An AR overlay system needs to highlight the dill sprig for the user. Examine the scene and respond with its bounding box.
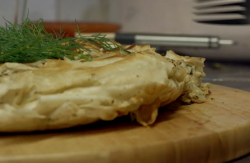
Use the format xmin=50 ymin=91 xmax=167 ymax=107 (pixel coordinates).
xmin=0 ymin=17 xmax=129 ymax=63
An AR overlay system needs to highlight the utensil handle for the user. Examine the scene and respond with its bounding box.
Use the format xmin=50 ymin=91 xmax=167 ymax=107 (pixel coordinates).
xmin=115 ymin=33 xmax=235 ymax=48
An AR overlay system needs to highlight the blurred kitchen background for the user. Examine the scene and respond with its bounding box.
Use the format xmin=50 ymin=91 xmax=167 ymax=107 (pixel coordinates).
xmin=1 ymin=0 xmax=250 ymax=60
xmin=1 ymin=0 xmax=250 ymax=92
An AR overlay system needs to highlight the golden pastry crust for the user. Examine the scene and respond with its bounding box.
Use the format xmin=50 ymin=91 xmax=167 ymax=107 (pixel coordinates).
xmin=0 ymin=44 xmax=209 ymax=132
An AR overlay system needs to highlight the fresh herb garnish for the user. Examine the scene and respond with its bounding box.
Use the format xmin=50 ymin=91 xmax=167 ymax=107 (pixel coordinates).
xmin=0 ymin=17 xmax=129 ymax=63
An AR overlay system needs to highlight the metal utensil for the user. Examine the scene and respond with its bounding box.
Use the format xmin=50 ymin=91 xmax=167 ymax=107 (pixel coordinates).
xmin=78 ymin=33 xmax=235 ymax=48
xmin=193 ymin=0 xmax=250 ymax=25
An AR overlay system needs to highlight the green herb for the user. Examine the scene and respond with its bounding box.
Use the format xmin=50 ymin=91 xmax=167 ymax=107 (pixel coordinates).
xmin=0 ymin=17 xmax=129 ymax=63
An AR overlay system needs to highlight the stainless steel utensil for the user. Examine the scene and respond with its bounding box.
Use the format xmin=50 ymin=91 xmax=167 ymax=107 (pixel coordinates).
xmin=78 ymin=33 xmax=235 ymax=49
xmin=194 ymin=0 xmax=250 ymax=25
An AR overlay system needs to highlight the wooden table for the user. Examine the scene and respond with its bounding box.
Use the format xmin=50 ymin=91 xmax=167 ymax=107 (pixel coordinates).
xmin=1 ymin=85 xmax=250 ymax=163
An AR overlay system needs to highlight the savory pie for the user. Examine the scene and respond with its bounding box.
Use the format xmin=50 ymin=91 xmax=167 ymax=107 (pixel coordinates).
xmin=0 ymin=44 xmax=209 ymax=132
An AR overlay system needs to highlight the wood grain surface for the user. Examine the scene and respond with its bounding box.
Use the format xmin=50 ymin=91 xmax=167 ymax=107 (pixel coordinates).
xmin=1 ymin=85 xmax=250 ymax=163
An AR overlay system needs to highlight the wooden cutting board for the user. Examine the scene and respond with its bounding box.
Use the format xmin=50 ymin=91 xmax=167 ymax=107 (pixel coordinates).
xmin=1 ymin=85 xmax=250 ymax=163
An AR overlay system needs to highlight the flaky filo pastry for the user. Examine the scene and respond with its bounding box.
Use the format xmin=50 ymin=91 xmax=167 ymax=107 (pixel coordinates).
xmin=0 ymin=44 xmax=209 ymax=132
